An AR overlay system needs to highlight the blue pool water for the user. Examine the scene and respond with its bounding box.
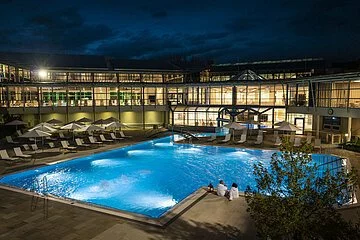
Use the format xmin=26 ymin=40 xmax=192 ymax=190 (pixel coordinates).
xmin=0 ymin=136 xmax=342 ymax=218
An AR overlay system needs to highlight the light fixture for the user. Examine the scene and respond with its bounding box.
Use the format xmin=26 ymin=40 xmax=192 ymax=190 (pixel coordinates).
xmin=38 ymin=70 xmax=47 ymax=79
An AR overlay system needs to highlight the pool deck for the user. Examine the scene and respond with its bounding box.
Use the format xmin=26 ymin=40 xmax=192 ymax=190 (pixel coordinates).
xmin=0 ymin=130 xmax=360 ymax=239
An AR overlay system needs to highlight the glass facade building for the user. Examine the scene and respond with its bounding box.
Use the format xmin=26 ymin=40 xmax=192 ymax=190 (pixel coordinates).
xmin=0 ymin=53 xmax=359 ymax=142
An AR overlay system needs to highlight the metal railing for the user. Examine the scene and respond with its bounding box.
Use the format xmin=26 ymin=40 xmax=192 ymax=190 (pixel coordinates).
xmin=30 ymin=176 xmax=49 ymax=219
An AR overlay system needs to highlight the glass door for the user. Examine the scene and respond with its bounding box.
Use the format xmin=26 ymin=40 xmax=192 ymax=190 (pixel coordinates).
xmin=294 ymin=118 xmax=305 ymax=135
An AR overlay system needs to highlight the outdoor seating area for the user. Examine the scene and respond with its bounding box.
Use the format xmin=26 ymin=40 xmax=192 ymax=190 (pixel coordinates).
xmin=0 ymin=117 xmax=134 ymax=165
xmin=173 ymin=121 xmax=328 ymax=153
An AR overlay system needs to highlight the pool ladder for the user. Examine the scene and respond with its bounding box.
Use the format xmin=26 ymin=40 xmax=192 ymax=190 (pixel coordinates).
xmin=30 ymin=176 xmax=49 ymax=219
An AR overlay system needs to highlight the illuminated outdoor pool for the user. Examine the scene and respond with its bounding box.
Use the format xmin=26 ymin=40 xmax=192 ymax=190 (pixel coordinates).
xmin=0 ymin=136 xmax=342 ymax=218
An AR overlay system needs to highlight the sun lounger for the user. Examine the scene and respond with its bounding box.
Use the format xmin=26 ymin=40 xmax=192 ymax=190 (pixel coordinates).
xmin=59 ymin=132 xmax=70 ymax=139
xmin=254 ymin=135 xmax=263 ymax=145
xmin=13 ymin=147 xmax=32 ymax=158
xmin=0 ymin=150 xmax=20 ymax=161
xmin=48 ymin=142 xmax=57 ymax=149
xmin=100 ymin=134 xmax=114 ymax=143
xmin=207 ymin=134 xmax=217 ymax=142
xmin=220 ymin=134 xmax=231 ymax=143
xmin=88 ymin=136 xmax=102 ymax=145
xmin=294 ymin=138 xmax=301 ymax=147
xmin=45 ymin=142 xmax=60 ymax=152
xmin=236 ymin=134 xmax=247 ymax=144
xmin=60 ymin=141 xmax=77 ymax=151
xmin=119 ymin=131 xmax=132 ymax=138
xmin=30 ymin=144 xmax=42 ymax=153
xmin=6 ymin=136 xmax=19 ymax=144
xmin=75 ymin=138 xmax=91 ymax=147
xmin=22 ymin=144 xmax=31 ymax=151
xmin=17 ymin=130 xmax=23 ymax=136
xmin=110 ymin=133 xmax=123 ymax=141
xmin=274 ymin=136 xmax=282 ymax=146
xmin=22 ymin=144 xmax=37 ymax=154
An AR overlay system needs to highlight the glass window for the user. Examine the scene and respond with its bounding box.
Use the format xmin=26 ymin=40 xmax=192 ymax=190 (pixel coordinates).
xmin=349 ymin=80 xmax=360 ymax=108
xmin=9 ymin=86 xmax=23 ymax=107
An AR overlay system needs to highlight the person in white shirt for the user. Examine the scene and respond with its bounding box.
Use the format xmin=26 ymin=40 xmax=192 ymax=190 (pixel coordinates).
xmin=217 ymin=180 xmax=227 ymax=197
xmin=228 ymin=183 xmax=239 ymax=201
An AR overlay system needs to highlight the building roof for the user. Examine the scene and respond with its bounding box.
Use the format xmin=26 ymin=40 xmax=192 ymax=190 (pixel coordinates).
xmin=0 ymin=52 xmax=109 ymax=70
xmin=112 ymin=59 xmax=182 ymax=71
xmin=228 ymin=70 xmax=266 ymax=81
xmin=0 ymin=52 xmax=183 ymax=72
xmin=210 ymin=58 xmax=327 ymax=73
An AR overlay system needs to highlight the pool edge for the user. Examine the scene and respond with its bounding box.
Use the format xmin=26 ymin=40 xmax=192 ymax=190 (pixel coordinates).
xmin=0 ymin=185 xmax=208 ymax=228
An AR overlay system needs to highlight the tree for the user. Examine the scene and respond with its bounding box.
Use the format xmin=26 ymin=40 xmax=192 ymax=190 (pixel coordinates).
xmin=245 ymin=138 xmax=360 ymax=239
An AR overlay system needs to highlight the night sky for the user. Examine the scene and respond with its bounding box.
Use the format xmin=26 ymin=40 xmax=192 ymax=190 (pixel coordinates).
xmin=0 ymin=0 xmax=359 ymax=63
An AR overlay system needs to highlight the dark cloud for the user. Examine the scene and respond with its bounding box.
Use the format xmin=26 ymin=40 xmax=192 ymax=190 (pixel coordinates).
xmin=151 ymin=11 xmax=168 ymax=19
xmin=0 ymin=7 xmax=115 ymax=54
xmin=224 ymin=17 xmax=260 ymax=32
xmin=0 ymin=0 xmax=359 ymax=62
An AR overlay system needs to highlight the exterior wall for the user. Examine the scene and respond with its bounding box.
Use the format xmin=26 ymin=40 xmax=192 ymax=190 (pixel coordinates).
xmin=352 ymin=119 xmax=360 ymax=137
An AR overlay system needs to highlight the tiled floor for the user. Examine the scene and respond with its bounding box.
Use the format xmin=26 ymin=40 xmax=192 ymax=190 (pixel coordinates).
xmin=0 ymin=131 xmax=359 ymax=239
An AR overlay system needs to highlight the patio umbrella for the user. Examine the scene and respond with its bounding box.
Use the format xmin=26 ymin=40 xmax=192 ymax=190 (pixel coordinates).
xmin=223 ymin=122 xmax=246 ymax=140
xmin=103 ymin=117 xmax=119 ymax=124
xmin=61 ymin=123 xmax=83 ymax=140
xmin=105 ymin=121 xmax=127 ymax=130
xmin=20 ymin=129 xmax=52 ymax=145
xmin=75 ymin=117 xmax=93 ymax=124
xmin=47 ymin=118 xmax=63 ymax=125
xmin=276 ymin=122 xmax=300 ymax=132
xmin=92 ymin=119 xmax=106 ymax=125
xmin=61 ymin=123 xmax=83 ymax=130
xmin=29 ymin=123 xmax=57 ymax=133
xmin=77 ymin=124 xmax=104 ymax=135
xmin=5 ymin=120 xmax=27 ymax=130
xmin=274 ymin=121 xmax=288 ymax=127
xmin=5 ymin=120 xmax=27 ymax=126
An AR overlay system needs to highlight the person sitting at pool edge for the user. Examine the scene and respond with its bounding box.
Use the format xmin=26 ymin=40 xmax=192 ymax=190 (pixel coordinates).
xmin=217 ymin=180 xmax=227 ymax=197
xmin=228 ymin=183 xmax=239 ymax=201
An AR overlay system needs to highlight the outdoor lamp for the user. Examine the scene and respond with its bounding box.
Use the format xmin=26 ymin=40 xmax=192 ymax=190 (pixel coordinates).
xmin=38 ymin=70 xmax=47 ymax=79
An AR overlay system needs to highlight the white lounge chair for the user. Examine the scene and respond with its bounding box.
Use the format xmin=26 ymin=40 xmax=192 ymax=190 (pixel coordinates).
xmin=274 ymin=136 xmax=282 ymax=146
xmin=48 ymin=142 xmax=54 ymax=148
xmin=119 ymin=131 xmax=132 ymax=138
xmin=22 ymin=144 xmax=31 ymax=151
xmin=88 ymin=136 xmax=102 ymax=145
xmin=294 ymin=137 xmax=301 ymax=147
xmin=236 ymin=134 xmax=247 ymax=144
xmin=207 ymin=133 xmax=217 ymax=142
xmin=110 ymin=133 xmax=123 ymax=141
xmin=6 ymin=136 xmax=19 ymax=144
xmin=60 ymin=141 xmax=77 ymax=151
xmin=31 ymin=144 xmax=42 ymax=153
xmin=75 ymin=138 xmax=91 ymax=147
xmin=220 ymin=134 xmax=231 ymax=143
xmin=13 ymin=147 xmax=32 ymax=158
xmin=45 ymin=142 xmax=60 ymax=152
xmin=254 ymin=135 xmax=263 ymax=145
xmin=0 ymin=150 xmax=20 ymax=161
xmin=100 ymin=134 xmax=113 ymax=143
xmin=22 ymin=144 xmax=37 ymax=154
xmin=59 ymin=132 xmax=69 ymax=139
xmin=16 ymin=130 xmax=23 ymax=136
xmin=314 ymin=139 xmax=322 ymax=152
